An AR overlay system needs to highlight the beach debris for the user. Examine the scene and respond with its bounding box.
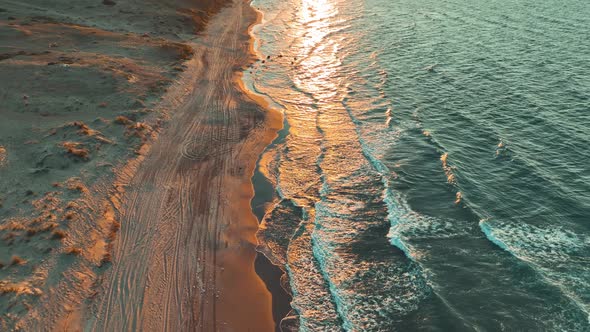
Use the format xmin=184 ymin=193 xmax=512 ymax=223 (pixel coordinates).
xmin=70 ymin=121 xmax=93 ymax=135
xmin=63 ymin=121 xmax=114 ymax=144
xmin=49 ymin=42 xmax=58 ymax=48
xmin=62 ymin=142 xmax=90 ymax=160
xmin=102 ymin=0 xmax=116 ymax=6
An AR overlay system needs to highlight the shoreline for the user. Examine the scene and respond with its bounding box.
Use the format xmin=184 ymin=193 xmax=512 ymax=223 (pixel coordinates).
xmin=239 ymin=4 xmax=300 ymax=331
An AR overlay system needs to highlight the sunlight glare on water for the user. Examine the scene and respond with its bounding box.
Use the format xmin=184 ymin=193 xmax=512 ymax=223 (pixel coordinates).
xmin=248 ymin=0 xmax=590 ymax=330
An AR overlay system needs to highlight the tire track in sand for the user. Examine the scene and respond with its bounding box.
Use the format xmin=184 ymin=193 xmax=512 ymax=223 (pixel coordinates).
xmin=87 ymin=1 xmax=276 ymax=331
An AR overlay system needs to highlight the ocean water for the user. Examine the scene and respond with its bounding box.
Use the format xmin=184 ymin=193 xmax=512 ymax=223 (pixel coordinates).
xmin=245 ymin=0 xmax=590 ymax=330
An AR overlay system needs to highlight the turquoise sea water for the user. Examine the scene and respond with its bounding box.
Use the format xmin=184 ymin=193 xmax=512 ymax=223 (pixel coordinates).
xmin=246 ymin=0 xmax=590 ymax=330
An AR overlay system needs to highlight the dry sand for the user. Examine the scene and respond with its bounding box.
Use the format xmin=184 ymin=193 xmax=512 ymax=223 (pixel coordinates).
xmin=0 ymin=0 xmax=281 ymax=330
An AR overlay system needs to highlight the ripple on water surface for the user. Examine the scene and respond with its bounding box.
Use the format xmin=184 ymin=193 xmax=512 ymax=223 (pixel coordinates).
xmin=249 ymin=0 xmax=590 ymax=329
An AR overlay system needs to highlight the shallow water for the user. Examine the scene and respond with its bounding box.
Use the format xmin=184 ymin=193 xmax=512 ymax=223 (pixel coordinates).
xmin=246 ymin=0 xmax=590 ymax=330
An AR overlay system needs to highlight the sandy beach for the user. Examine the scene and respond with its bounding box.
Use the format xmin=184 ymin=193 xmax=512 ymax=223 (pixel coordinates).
xmin=0 ymin=0 xmax=283 ymax=330
xmin=6 ymin=0 xmax=588 ymax=330
xmin=88 ymin=1 xmax=283 ymax=330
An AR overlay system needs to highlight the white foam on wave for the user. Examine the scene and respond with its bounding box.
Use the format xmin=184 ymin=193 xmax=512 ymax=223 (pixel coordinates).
xmin=311 ymin=199 xmax=431 ymax=331
xmin=480 ymin=218 xmax=590 ymax=322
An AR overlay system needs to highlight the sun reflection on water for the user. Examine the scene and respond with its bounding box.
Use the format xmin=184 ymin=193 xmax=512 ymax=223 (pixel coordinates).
xmin=299 ymin=0 xmax=338 ymax=48
xmin=294 ymin=0 xmax=344 ymax=103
